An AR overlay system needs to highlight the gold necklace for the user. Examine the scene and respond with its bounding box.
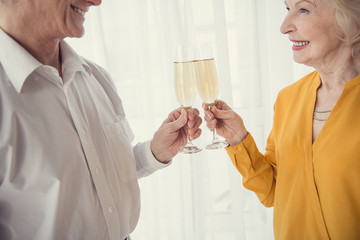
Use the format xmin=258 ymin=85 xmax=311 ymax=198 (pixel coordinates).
xmin=313 ymin=109 xmax=332 ymax=121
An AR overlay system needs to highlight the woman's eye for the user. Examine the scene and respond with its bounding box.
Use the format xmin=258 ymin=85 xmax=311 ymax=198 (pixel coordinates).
xmin=299 ymin=8 xmax=309 ymax=14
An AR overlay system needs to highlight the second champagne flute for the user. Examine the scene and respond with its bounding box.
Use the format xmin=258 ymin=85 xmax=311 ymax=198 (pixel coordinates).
xmin=195 ymin=45 xmax=228 ymax=149
xmin=174 ymin=45 xmax=202 ymax=154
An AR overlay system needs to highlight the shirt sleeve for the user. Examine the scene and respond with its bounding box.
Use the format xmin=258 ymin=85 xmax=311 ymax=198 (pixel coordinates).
xmin=87 ymin=60 xmax=172 ymax=179
xmin=133 ymin=140 xmax=171 ymax=178
xmin=226 ymin=132 xmax=276 ymax=207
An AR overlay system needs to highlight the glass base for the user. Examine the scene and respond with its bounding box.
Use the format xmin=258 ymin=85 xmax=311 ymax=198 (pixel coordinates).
xmin=205 ymin=140 xmax=228 ymax=150
xmin=179 ymin=145 xmax=202 ymax=154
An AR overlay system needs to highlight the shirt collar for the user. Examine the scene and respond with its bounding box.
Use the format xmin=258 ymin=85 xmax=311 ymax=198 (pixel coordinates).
xmin=0 ymin=28 xmax=92 ymax=93
xmin=0 ymin=28 xmax=42 ymax=93
xmin=60 ymin=40 xmax=92 ymax=78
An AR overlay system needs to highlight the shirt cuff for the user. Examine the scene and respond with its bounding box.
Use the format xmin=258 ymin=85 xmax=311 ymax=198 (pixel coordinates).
xmin=226 ymin=132 xmax=253 ymax=153
xmin=134 ymin=140 xmax=172 ymax=178
xmin=225 ymin=133 xmax=255 ymax=174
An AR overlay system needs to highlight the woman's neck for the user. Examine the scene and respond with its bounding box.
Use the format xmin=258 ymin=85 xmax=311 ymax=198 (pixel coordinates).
xmin=317 ymin=54 xmax=360 ymax=91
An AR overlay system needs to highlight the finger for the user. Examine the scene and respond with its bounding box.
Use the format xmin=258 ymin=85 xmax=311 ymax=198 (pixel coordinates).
xmin=188 ymin=108 xmax=200 ymax=121
xmin=188 ymin=117 xmax=202 ymax=135
xmin=214 ymin=100 xmax=231 ymax=111
xmin=171 ymin=107 xmax=182 ymax=120
xmin=187 ymin=112 xmax=201 ymax=128
xmin=202 ymin=102 xmax=212 ymax=111
xmin=206 ymin=118 xmax=217 ymax=130
xmin=166 ymin=108 xmax=188 ymax=132
xmin=193 ymin=108 xmax=200 ymax=116
xmin=211 ymin=105 xmax=234 ymax=120
xmin=202 ymin=102 xmax=206 ymax=110
xmin=187 ymin=118 xmax=195 ymax=128
xmin=189 ymin=128 xmax=202 ymax=141
xmin=204 ymin=110 xmax=214 ymax=122
xmin=163 ymin=107 xmax=183 ymax=125
xmin=186 ymin=108 xmax=195 ymax=121
xmin=163 ymin=112 xmax=176 ymax=124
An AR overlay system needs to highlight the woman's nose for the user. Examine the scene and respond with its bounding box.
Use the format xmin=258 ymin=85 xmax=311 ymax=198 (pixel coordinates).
xmin=280 ymin=14 xmax=295 ymax=35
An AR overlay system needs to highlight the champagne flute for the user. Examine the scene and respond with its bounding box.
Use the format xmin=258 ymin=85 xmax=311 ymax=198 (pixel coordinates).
xmin=174 ymin=45 xmax=202 ymax=154
xmin=195 ymin=45 xmax=228 ymax=149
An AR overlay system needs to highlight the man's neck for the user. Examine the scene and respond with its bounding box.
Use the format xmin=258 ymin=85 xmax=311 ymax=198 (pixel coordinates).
xmin=0 ymin=7 xmax=63 ymax=76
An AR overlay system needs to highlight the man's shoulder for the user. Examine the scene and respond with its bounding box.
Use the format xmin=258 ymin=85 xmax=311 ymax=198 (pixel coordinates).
xmin=82 ymin=58 xmax=108 ymax=77
xmin=81 ymin=57 xmax=116 ymax=89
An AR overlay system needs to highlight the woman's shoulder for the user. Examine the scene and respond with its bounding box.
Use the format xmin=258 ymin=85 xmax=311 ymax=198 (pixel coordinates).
xmin=278 ymin=71 xmax=319 ymax=99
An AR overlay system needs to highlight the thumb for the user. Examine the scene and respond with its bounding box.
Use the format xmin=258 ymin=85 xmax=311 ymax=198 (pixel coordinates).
xmin=167 ymin=108 xmax=188 ymax=131
xmin=212 ymin=105 xmax=233 ymax=120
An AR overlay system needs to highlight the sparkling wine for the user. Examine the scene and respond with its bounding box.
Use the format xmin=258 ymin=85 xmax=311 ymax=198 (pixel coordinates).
xmin=195 ymin=58 xmax=219 ymax=103
xmin=174 ymin=61 xmax=197 ymax=107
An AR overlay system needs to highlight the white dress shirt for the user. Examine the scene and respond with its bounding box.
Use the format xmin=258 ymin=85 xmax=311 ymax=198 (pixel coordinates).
xmin=0 ymin=28 xmax=168 ymax=240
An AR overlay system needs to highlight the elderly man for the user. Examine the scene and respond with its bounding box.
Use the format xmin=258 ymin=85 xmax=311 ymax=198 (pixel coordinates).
xmin=0 ymin=0 xmax=202 ymax=239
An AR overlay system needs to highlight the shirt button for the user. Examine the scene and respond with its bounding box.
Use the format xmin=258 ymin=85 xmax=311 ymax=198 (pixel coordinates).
xmin=108 ymin=206 xmax=114 ymax=213
xmin=237 ymin=146 xmax=242 ymax=151
xmin=95 ymin=168 xmax=100 ymax=175
xmin=81 ymin=128 xmax=86 ymax=135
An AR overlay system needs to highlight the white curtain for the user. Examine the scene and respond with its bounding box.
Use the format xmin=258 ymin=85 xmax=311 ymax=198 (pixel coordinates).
xmin=67 ymin=0 xmax=313 ymax=239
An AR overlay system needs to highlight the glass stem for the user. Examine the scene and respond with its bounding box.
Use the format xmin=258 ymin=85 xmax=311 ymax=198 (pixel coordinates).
xmin=212 ymin=128 xmax=218 ymax=142
xmin=208 ymin=103 xmax=218 ymax=142
xmin=187 ymin=135 xmax=193 ymax=146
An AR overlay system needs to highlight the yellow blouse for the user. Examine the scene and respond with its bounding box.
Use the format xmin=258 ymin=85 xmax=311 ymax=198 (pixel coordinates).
xmin=226 ymin=71 xmax=360 ymax=239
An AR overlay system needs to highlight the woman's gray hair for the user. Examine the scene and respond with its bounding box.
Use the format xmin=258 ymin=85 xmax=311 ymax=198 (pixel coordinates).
xmin=326 ymin=0 xmax=360 ymax=58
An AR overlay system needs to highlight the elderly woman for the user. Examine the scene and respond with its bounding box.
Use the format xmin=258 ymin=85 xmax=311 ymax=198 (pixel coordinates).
xmin=204 ymin=0 xmax=360 ymax=239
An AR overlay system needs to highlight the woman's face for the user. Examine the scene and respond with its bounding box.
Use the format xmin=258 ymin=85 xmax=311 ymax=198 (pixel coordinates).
xmin=280 ymin=0 xmax=345 ymax=68
xmin=22 ymin=0 xmax=102 ymax=39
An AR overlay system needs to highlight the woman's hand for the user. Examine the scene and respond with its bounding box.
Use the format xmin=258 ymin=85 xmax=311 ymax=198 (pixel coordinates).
xmin=203 ymin=100 xmax=248 ymax=146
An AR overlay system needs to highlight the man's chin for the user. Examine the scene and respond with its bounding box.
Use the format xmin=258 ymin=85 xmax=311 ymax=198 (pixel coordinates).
xmin=68 ymin=27 xmax=85 ymax=38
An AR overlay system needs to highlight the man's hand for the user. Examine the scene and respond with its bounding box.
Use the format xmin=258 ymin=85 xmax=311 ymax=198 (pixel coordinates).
xmin=150 ymin=107 xmax=202 ymax=163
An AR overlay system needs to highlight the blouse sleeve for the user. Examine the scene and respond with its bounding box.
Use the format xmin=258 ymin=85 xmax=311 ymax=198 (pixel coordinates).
xmin=226 ymin=131 xmax=277 ymax=207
